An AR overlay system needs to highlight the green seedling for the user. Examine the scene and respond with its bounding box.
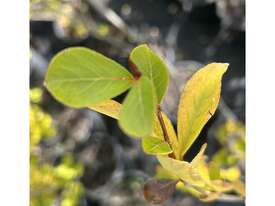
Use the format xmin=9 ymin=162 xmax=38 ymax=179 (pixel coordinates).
xmin=45 ymin=44 xmax=244 ymax=203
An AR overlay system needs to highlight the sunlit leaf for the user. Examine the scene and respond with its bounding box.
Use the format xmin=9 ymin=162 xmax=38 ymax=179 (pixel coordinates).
xmin=155 ymin=166 xmax=178 ymax=180
xmin=233 ymin=181 xmax=245 ymax=197
xmin=142 ymin=137 xmax=172 ymax=155
xmin=176 ymin=179 xmax=227 ymax=202
xmin=156 ymin=155 xmax=205 ymax=187
xmin=209 ymin=180 xmax=234 ymax=193
xmin=157 ymin=144 xmax=213 ymax=189
xmin=189 ymin=144 xmax=234 ymax=193
xmin=177 ymin=182 xmax=204 ymax=198
xmin=151 ymin=112 xmax=180 ymax=159
xmin=143 ymin=179 xmax=177 ymax=204
xmin=129 ymin=44 xmax=169 ymax=103
xmin=119 ymin=76 xmax=157 ymax=137
xmin=88 ymin=100 xmax=173 ymax=141
xmin=208 ymin=162 xmax=221 ymax=180
xmin=157 ymin=155 xmax=191 ymax=180
xmin=190 ymin=144 xmax=210 ymax=183
xmin=152 ymin=115 xmax=164 ymax=139
xmin=177 ymin=63 xmax=229 ymax=158
xmin=88 ymin=99 xmax=121 ymax=119
xmin=161 ymin=113 xmax=180 ymax=159
xmin=220 ymin=166 xmax=241 ymax=182
xmin=45 ymin=47 xmax=134 ymax=108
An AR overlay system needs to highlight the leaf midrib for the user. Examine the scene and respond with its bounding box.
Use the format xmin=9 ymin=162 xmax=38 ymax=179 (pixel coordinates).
xmin=148 ymin=141 xmax=170 ymax=153
xmin=48 ymin=77 xmax=133 ymax=83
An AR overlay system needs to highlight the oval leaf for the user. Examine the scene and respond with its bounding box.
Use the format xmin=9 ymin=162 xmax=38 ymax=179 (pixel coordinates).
xmin=142 ymin=137 xmax=172 ymax=155
xmin=129 ymin=44 xmax=169 ymax=103
xmin=177 ymin=63 xmax=229 ymax=157
xmin=119 ymin=76 xmax=157 ymax=137
xmin=45 ymin=47 xmax=134 ymax=108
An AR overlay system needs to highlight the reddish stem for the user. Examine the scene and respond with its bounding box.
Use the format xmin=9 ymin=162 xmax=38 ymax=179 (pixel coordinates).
xmin=157 ymin=106 xmax=176 ymax=159
xmin=128 ymin=59 xmax=142 ymax=80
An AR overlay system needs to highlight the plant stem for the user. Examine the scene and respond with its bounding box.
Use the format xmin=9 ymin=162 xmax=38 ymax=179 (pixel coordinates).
xmin=128 ymin=59 xmax=141 ymax=80
xmin=157 ymin=106 xmax=176 ymax=159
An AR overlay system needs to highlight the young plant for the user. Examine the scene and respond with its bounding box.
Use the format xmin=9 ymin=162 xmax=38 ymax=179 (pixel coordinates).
xmin=44 ymin=44 xmax=244 ymax=203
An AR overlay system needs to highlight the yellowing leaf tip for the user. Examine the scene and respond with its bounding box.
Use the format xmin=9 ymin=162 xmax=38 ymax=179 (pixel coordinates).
xmin=131 ymin=44 xmax=150 ymax=54
xmin=209 ymin=62 xmax=229 ymax=73
xmin=200 ymin=143 xmax=207 ymax=153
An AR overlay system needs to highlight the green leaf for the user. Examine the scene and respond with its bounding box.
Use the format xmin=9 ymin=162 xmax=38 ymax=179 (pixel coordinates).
xmin=142 ymin=137 xmax=172 ymax=155
xmin=177 ymin=63 xmax=229 ymax=158
xmin=119 ymin=76 xmax=157 ymax=137
xmin=129 ymin=44 xmax=169 ymax=103
xmin=45 ymin=47 xmax=134 ymax=108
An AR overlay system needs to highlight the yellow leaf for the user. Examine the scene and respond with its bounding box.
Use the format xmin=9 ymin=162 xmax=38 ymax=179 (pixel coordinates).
xmin=190 ymin=144 xmax=234 ymax=193
xmin=152 ymin=115 xmax=164 ymax=139
xmin=191 ymin=144 xmax=210 ymax=183
xmin=208 ymin=162 xmax=221 ymax=180
xmin=88 ymin=100 xmax=173 ymax=142
xmin=209 ymin=180 xmax=234 ymax=193
xmin=157 ymin=144 xmax=215 ymax=189
xmin=161 ymin=113 xmax=180 ymax=159
xmin=157 ymin=155 xmax=205 ymax=187
xmin=177 ymin=63 xmax=229 ymax=158
xmin=233 ymin=181 xmax=245 ymax=197
xmin=176 ymin=182 xmax=203 ymax=198
xmin=157 ymin=155 xmax=190 ymax=178
xmin=220 ymin=166 xmax=241 ymax=182
xmin=152 ymin=112 xmax=180 ymax=159
xmin=88 ymin=99 xmax=121 ymax=119
xmin=177 ymin=181 xmax=221 ymax=202
xmin=155 ymin=166 xmax=178 ymax=180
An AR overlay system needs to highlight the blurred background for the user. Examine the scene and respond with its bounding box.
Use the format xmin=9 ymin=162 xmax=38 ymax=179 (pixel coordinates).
xmin=30 ymin=0 xmax=245 ymax=205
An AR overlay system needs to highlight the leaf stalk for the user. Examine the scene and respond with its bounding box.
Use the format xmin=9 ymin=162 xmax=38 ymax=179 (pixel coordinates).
xmin=157 ymin=106 xmax=176 ymax=159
